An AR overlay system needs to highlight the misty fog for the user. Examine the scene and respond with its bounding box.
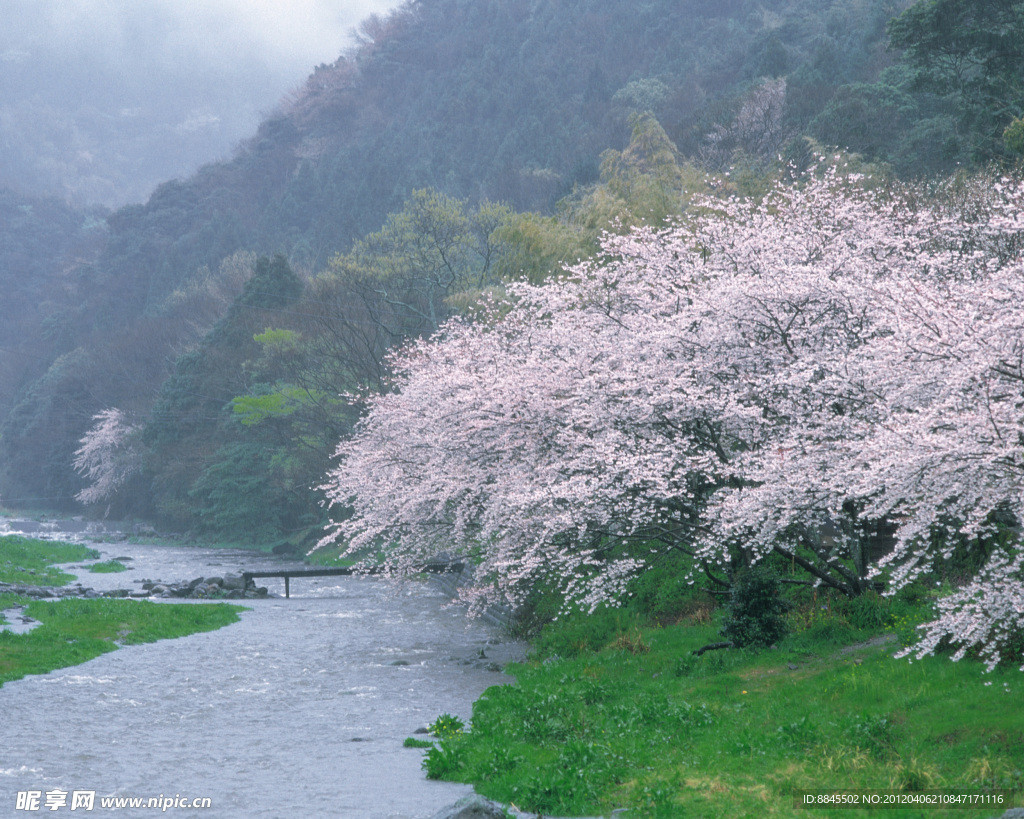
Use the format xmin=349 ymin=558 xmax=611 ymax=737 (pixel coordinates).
xmin=0 ymin=0 xmax=401 ymax=207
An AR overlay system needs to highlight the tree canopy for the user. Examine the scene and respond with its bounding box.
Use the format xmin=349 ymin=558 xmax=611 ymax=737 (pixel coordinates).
xmin=322 ymin=166 xmax=1024 ymax=671
xmin=887 ymin=0 xmax=1024 ymax=161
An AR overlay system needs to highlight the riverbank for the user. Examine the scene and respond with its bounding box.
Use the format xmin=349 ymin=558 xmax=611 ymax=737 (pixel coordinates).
xmin=1 ymin=534 xmax=246 ymax=687
xmin=423 ymin=582 xmax=1024 ymax=818
xmin=0 ymin=597 xmax=244 ymax=687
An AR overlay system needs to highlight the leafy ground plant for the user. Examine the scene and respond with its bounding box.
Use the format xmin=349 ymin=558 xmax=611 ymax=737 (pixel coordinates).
xmin=429 ymin=713 xmax=466 ymax=740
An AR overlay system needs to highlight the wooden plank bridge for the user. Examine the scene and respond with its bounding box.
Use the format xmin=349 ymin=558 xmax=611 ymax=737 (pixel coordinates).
xmin=242 ymin=561 xmax=464 ymax=598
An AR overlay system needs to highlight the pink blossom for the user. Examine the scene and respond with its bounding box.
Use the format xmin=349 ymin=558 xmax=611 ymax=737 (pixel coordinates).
xmin=73 ymin=408 xmax=141 ymax=505
xmin=321 ymin=167 xmax=1024 ymax=668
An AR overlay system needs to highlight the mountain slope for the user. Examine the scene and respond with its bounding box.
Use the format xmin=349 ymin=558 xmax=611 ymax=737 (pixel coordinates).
xmin=1 ymin=0 xmax=981 ymax=518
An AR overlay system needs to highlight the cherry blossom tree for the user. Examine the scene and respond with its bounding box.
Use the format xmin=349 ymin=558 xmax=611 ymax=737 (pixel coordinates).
xmin=321 ymin=165 xmax=1024 ymax=669
xmin=73 ymin=408 xmax=141 ymax=505
xmin=690 ymin=168 xmax=1024 ymax=669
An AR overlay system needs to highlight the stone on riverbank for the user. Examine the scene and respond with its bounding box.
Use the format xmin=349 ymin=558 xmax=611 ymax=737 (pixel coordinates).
xmin=430 ymin=794 xmax=508 ymax=819
xmin=222 ymin=573 xmax=245 ymax=590
xmin=0 ymin=575 xmax=270 ymax=601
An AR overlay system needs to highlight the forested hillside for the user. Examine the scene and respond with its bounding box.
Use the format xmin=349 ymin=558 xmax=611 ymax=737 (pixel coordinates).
xmin=2 ymin=0 xmax=1022 ymax=542
xmin=0 ymin=0 xmax=396 ymax=208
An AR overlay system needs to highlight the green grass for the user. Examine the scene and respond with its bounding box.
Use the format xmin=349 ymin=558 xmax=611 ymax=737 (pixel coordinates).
xmin=0 ymin=597 xmax=244 ymax=687
xmin=305 ymin=547 xmax=357 ymax=567
xmin=88 ymin=559 xmax=128 ymax=573
xmin=0 ymin=593 xmax=16 ymax=625
xmin=1 ymin=533 xmax=244 ymax=687
xmin=0 ymin=535 xmax=100 ymax=585
xmin=424 ymin=608 xmax=1023 ymax=818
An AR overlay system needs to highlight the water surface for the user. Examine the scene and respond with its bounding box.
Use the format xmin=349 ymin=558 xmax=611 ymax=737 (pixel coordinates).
xmin=0 ymin=537 xmax=523 ymax=818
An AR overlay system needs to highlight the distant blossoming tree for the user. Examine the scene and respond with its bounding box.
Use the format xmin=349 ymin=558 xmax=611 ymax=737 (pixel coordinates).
xmin=73 ymin=408 xmax=141 ymax=505
xmin=321 ymin=166 xmax=1024 ymax=670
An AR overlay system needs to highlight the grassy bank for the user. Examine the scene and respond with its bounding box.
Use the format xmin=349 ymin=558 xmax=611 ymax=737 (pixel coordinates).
xmin=0 ymin=535 xmax=100 ymax=585
xmin=88 ymin=559 xmax=128 ymax=573
xmin=0 ymin=534 xmax=244 ymax=687
xmin=0 ymin=597 xmax=244 ymax=687
xmin=419 ymin=576 xmax=1022 ymax=817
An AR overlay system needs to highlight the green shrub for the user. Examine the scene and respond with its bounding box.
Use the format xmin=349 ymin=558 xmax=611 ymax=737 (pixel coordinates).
xmin=845 ymin=592 xmax=887 ymax=630
xmin=1005 ymin=117 xmax=1024 ymax=156
xmin=423 ymin=736 xmax=467 ymax=779
xmin=720 ymin=564 xmax=792 ymax=648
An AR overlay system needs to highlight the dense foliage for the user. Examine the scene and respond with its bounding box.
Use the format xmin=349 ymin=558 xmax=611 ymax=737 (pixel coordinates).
xmin=720 ymin=565 xmax=792 ymax=648
xmin=0 ymin=190 xmax=106 ymax=506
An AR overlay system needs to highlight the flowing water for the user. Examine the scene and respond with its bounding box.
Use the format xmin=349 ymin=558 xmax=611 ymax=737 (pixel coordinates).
xmin=0 ymin=528 xmax=525 ymax=818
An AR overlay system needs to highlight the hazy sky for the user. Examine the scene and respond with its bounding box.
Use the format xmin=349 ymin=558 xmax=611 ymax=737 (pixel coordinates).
xmin=0 ymin=0 xmax=404 ymax=205
xmin=1 ymin=0 xmax=400 ymax=72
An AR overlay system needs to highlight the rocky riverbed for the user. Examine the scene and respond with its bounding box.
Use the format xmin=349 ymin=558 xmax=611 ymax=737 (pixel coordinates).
xmin=0 ymin=571 xmax=271 ymax=601
xmin=0 ymin=571 xmax=272 ymax=638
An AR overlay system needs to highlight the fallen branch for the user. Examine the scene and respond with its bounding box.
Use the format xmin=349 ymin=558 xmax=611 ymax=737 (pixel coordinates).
xmin=693 ymin=641 xmax=734 ymax=656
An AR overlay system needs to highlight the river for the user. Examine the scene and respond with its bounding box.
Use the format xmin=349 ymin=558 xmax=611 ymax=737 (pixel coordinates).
xmin=0 ymin=528 xmax=525 ymax=818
